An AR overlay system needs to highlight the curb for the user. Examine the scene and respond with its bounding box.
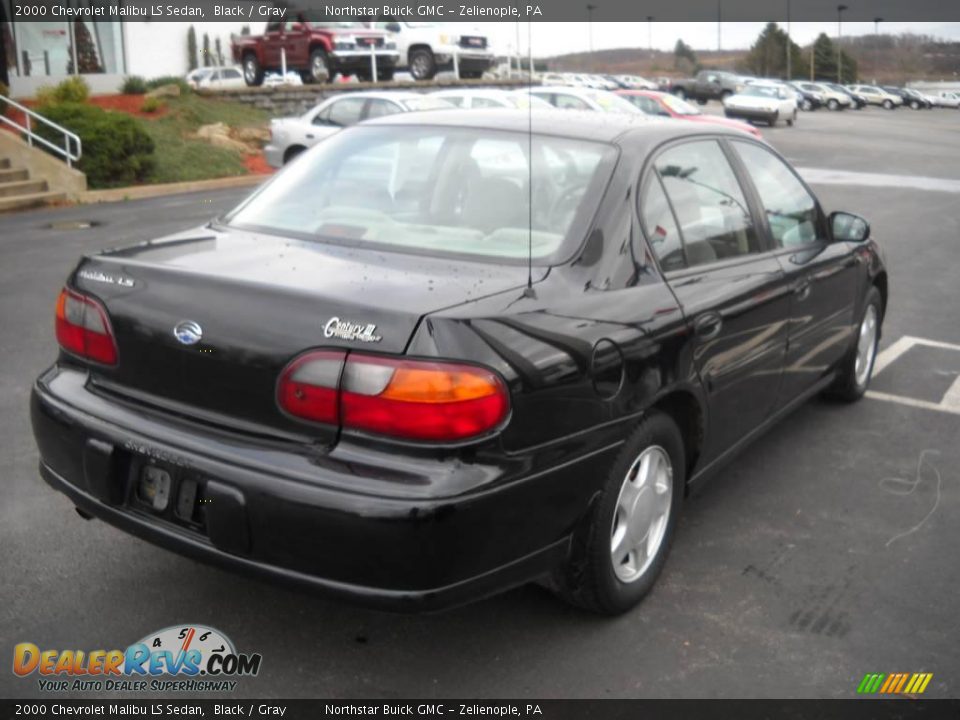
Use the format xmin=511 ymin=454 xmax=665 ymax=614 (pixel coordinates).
xmin=79 ymin=173 xmax=270 ymax=204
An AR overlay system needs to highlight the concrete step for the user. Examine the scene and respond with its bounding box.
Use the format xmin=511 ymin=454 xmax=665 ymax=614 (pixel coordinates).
xmin=0 ymin=190 xmax=67 ymax=213
xmin=0 ymin=167 xmax=29 ymax=183
xmin=0 ymin=178 xmax=48 ymax=198
xmin=0 ymin=157 xmax=10 ymax=169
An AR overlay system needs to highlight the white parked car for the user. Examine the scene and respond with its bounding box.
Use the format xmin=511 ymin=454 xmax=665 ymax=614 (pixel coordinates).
xmin=933 ymin=91 xmax=960 ymax=108
xmin=848 ymin=85 xmax=903 ymax=109
xmin=539 ymin=72 xmax=568 ymax=86
xmin=724 ymin=84 xmax=797 ymax=127
xmin=186 ymin=66 xmax=247 ymax=91
xmin=614 ymin=75 xmax=658 ymax=90
xmin=370 ymin=21 xmax=493 ymax=80
xmin=262 ymin=72 xmax=304 ymax=88
xmin=795 ymin=81 xmax=851 ymax=110
xmin=264 ymin=92 xmax=453 ymax=167
xmin=432 ymin=88 xmax=553 ymax=109
xmin=526 ymin=86 xmax=645 ymax=115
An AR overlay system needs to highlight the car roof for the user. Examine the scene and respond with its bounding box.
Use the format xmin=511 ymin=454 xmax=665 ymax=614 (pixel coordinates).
xmin=361 ymin=108 xmax=752 ymax=146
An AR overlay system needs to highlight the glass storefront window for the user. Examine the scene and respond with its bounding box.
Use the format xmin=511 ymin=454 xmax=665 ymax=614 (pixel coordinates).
xmin=1 ymin=0 xmax=124 ymax=79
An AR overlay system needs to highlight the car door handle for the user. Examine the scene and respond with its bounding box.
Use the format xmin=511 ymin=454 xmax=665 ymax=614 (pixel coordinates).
xmin=694 ymin=313 xmax=723 ymax=341
xmin=794 ymin=280 xmax=812 ymax=302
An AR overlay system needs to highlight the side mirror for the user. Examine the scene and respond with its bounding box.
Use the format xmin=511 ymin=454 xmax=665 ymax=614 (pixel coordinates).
xmin=831 ymin=211 xmax=870 ymax=243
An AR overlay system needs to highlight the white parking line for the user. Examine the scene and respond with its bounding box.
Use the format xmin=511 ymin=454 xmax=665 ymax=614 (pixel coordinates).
xmin=866 ymin=335 xmax=960 ymax=416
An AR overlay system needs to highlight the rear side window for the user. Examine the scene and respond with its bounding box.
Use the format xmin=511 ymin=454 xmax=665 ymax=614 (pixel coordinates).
xmin=365 ymin=98 xmax=401 ymax=119
xmin=554 ymin=94 xmax=590 ymax=111
xmin=317 ymin=97 xmax=365 ymax=127
xmin=640 ymin=176 xmax=684 ymax=271
xmin=733 ymin=141 xmax=822 ymax=247
xmin=653 ymin=140 xmax=760 ymax=268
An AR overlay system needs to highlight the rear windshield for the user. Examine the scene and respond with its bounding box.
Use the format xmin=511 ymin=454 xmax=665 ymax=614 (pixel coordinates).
xmin=224 ymin=126 xmax=617 ymax=264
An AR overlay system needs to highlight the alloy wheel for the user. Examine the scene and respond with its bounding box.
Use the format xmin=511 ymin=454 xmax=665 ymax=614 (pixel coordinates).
xmin=855 ymin=304 xmax=879 ymax=387
xmin=610 ymin=446 xmax=673 ymax=583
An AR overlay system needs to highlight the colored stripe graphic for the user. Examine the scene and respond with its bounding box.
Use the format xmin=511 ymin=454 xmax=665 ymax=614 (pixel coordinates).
xmin=857 ymin=673 xmax=932 ymax=694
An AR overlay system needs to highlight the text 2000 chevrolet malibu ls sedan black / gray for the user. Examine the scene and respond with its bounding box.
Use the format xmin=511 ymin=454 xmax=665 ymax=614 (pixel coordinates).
xmin=31 ymin=111 xmax=888 ymax=615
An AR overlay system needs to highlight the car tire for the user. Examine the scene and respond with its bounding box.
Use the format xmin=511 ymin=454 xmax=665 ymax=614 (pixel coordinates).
xmin=883 ymin=99 xmax=894 ymax=109
xmin=551 ymin=411 xmax=685 ymax=615
xmin=242 ymin=54 xmax=264 ymax=87
xmin=801 ymin=98 xmax=813 ymax=111
xmin=826 ymin=286 xmax=884 ymax=402
xmin=769 ymin=111 xmax=779 ymax=126
xmin=786 ymin=110 xmax=796 ymax=127
xmin=283 ymin=146 xmax=306 ymax=165
xmin=911 ymin=100 xmax=921 ymax=110
xmin=827 ymin=98 xmax=840 ymax=110
xmin=409 ymin=48 xmax=437 ymax=81
xmin=309 ymin=48 xmax=330 ymax=83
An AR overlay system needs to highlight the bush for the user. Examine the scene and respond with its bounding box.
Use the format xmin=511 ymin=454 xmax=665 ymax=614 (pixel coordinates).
xmin=121 ymin=75 xmax=148 ymax=95
xmin=35 ymin=76 xmax=91 ymax=106
xmin=145 ymin=76 xmax=191 ymax=95
xmin=141 ymin=97 xmax=164 ymax=113
xmin=35 ymin=103 xmax=155 ymax=188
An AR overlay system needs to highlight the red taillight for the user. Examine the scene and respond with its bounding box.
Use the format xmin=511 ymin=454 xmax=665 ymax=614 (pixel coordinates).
xmin=277 ymin=352 xmax=510 ymax=442
xmin=55 ymin=288 xmax=118 ymax=366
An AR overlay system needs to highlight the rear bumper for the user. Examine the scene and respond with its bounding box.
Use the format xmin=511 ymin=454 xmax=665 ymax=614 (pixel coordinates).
xmin=724 ymin=107 xmax=777 ymax=121
xmin=264 ymin=142 xmax=284 ymax=168
xmin=31 ymin=366 xmax=617 ymax=611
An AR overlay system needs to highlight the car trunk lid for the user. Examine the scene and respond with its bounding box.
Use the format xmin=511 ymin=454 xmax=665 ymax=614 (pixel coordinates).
xmin=73 ymin=227 xmax=533 ymax=442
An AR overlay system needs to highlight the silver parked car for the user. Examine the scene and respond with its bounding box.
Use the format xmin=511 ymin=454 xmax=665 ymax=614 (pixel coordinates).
xmin=264 ymin=92 xmax=452 ymax=167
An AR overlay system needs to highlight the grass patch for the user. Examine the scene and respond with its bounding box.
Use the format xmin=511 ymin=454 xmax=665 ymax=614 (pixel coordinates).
xmin=142 ymin=94 xmax=270 ymax=184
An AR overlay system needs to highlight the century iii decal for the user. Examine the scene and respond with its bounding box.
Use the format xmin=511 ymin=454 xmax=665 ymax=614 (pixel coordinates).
xmin=857 ymin=672 xmax=933 ymax=695
xmin=323 ymin=317 xmax=382 ymax=343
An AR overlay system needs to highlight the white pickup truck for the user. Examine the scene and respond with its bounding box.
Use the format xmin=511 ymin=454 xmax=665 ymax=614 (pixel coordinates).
xmin=370 ymin=21 xmax=494 ymax=80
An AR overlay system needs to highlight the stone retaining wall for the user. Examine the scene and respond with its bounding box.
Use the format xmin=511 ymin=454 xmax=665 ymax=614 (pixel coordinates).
xmin=197 ymin=79 xmax=539 ymax=117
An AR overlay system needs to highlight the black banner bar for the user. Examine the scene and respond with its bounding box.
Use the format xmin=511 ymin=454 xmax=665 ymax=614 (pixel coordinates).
xmin=6 ymin=0 xmax=960 ymax=22
xmin=3 ymin=700 xmax=960 ymax=720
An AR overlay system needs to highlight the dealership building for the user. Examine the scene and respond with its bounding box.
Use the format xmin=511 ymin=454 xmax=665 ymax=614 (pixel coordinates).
xmin=1 ymin=3 xmax=258 ymax=98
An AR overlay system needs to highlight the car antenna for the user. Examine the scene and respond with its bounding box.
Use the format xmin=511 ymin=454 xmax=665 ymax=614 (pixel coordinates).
xmin=524 ymin=20 xmax=537 ymax=299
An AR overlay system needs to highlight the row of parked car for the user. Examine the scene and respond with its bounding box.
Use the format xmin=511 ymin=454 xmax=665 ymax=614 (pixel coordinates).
xmin=263 ymin=85 xmax=772 ymax=168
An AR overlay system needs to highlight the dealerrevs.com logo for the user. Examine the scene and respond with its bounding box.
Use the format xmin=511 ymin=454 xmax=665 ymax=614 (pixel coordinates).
xmin=13 ymin=624 xmax=262 ymax=693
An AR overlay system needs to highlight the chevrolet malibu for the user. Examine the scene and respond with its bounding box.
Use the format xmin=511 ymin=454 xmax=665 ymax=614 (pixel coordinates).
xmin=31 ymin=111 xmax=887 ymax=615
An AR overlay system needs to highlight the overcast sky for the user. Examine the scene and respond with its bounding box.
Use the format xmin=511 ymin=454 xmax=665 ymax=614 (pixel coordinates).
xmin=474 ymin=21 xmax=960 ymax=57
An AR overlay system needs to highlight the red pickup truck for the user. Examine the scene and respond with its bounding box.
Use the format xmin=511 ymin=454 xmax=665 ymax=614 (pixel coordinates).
xmin=231 ymin=20 xmax=400 ymax=86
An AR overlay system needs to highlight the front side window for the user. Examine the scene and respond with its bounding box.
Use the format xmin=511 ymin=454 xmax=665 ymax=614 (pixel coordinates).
xmin=553 ymin=94 xmax=591 ymax=111
xmin=654 ymin=140 xmax=759 ymax=268
xmin=225 ymin=127 xmax=617 ymax=264
xmin=733 ymin=142 xmax=822 ymax=248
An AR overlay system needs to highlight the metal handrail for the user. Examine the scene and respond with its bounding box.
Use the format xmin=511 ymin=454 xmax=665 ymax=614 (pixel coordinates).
xmin=0 ymin=93 xmax=82 ymax=168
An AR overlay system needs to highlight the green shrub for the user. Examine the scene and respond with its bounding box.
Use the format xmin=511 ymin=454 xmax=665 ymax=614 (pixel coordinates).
xmin=35 ymin=76 xmax=91 ymax=107
xmin=145 ymin=76 xmax=191 ymax=94
xmin=35 ymin=103 xmax=155 ymax=188
xmin=121 ymin=75 xmax=148 ymax=95
xmin=141 ymin=97 xmax=163 ymax=113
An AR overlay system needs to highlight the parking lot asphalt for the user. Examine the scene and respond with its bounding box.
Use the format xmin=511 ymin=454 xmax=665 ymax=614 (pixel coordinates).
xmin=2 ymin=105 xmax=959 ymax=699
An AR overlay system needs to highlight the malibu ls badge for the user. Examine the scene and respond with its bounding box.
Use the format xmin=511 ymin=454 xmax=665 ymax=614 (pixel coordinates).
xmin=323 ymin=317 xmax=382 ymax=344
xmin=173 ymin=320 xmax=203 ymax=346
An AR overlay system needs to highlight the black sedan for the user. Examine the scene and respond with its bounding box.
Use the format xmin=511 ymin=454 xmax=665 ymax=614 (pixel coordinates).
xmin=31 ymin=111 xmax=888 ymax=615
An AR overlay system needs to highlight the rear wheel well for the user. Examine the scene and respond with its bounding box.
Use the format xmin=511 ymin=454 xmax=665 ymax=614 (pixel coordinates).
xmin=873 ymin=272 xmax=888 ymax=317
xmin=283 ymin=145 xmax=307 ymax=164
xmin=652 ymin=392 xmax=704 ymax=485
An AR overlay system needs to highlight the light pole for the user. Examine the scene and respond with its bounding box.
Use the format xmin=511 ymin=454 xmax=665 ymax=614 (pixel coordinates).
xmin=874 ymin=16 xmax=883 ymax=83
xmin=717 ymin=0 xmax=722 ymax=51
xmin=837 ymin=4 xmax=848 ymax=83
xmin=586 ymin=4 xmax=597 ymax=54
xmin=647 ymin=15 xmax=654 ymax=61
xmin=786 ymin=0 xmax=792 ymax=80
